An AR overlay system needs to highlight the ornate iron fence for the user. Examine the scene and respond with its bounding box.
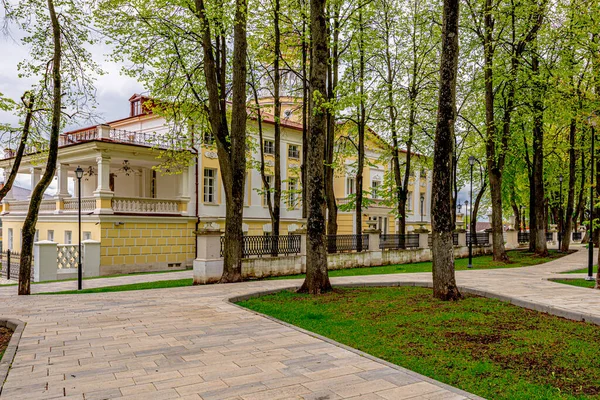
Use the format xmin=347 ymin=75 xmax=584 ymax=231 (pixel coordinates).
xmin=220 ymin=235 xmax=301 ymax=258
xmin=379 ymin=234 xmax=420 ymax=250
xmin=427 ymin=233 xmax=459 ymax=247
xmin=327 ymin=234 xmax=369 ymax=253
xmin=572 ymin=231 xmax=582 ymax=241
xmin=467 ymin=232 xmax=490 ymax=246
xmin=0 ymin=250 xmax=32 ymax=280
xmin=518 ymin=232 xmax=530 ymax=244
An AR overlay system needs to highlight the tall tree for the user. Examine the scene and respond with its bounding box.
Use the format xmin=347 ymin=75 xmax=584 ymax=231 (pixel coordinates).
xmin=431 ymin=0 xmax=461 ymax=300
xmin=298 ymin=0 xmax=332 ymax=294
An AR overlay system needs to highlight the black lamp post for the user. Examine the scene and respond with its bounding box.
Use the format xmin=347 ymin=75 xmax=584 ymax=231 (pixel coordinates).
xmin=464 ymin=200 xmax=469 ymax=231
xmin=588 ymin=116 xmax=596 ymax=281
xmin=468 ymin=156 xmax=478 ymax=268
xmin=520 ymin=205 xmax=525 ymax=232
xmin=75 ymin=166 xmax=84 ymax=290
xmin=420 ymin=194 xmax=425 ymax=224
xmin=558 ymin=174 xmax=563 ymax=252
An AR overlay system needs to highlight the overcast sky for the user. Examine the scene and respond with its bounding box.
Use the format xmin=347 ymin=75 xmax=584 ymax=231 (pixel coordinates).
xmin=0 ymin=26 xmax=144 ymax=129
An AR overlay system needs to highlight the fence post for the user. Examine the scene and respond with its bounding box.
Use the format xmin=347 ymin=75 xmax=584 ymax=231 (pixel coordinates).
xmin=363 ymin=228 xmax=382 ymax=267
xmin=364 ymin=228 xmax=381 ymax=251
xmin=193 ymin=226 xmax=224 ymax=285
xmin=33 ymin=240 xmax=58 ymax=282
xmin=6 ymin=250 xmax=10 ymax=280
xmin=505 ymin=229 xmax=518 ymax=249
xmin=297 ymin=227 xmax=307 ymax=273
xmin=415 ymin=227 xmax=430 ymax=249
xmin=457 ymin=231 xmax=467 ymax=247
xmin=82 ymin=240 xmax=101 ymax=277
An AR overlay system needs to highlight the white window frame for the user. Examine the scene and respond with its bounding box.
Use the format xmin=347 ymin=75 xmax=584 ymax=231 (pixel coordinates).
xmin=203 ymin=168 xmax=217 ymax=204
xmin=47 ymin=230 xmax=54 ymax=242
xmin=288 ymin=178 xmax=298 ymax=209
xmin=288 ymin=145 xmax=300 ymax=159
xmin=371 ymin=180 xmax=381 ymax=199
xmin=263 ymin=139 xmax=275 ymax=155
xmin=65 ymin=231 xmax=72 ymax=245
xmin=7 ymin=228 xmax=13 ymax=250
xmin=346 ymin=177 xmax=355 ymax=196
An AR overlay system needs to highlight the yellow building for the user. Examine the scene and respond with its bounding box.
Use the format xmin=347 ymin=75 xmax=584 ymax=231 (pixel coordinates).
xmin=0 ymin=94 xmax=431 ymax=275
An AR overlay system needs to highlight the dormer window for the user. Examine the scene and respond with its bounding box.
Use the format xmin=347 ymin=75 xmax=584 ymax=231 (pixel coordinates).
xmin=132 ymin=100 xmax=142 ymax=116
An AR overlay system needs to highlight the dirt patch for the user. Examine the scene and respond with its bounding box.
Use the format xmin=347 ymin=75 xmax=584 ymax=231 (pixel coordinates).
xmin=0 ymin=327 xmax=12 ymax=360
xmin=445 ymin=331 xmax=507 ymax=345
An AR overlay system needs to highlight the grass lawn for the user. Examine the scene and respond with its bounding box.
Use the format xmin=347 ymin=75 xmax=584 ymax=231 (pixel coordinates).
xmin=267 ymin=249 xmax=569 ymax=280
xmin=238 ymin=287 xmax=600 ymax=400
xmin=37 ymin=278 xmax=193 ymax=295
xmin=552 ymin=279 xmax=597 ymax=289
xmin=562 ymin=266 xmax=598 ymax=274
xmin=41 ymin=250 xmax=569 ymax=295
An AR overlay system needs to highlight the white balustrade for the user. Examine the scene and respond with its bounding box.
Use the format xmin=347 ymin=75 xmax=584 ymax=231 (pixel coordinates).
xmin=111 ymin=197 xmax=180 ymax=214
xmin=63 ymin=197 xmax=96 ymax=211
xmin=56 ymin=244 xmax=80 ymax=269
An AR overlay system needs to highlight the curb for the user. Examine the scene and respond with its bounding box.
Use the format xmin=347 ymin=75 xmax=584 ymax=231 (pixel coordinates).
xmin=0 ymin=318 xmax=25 ymax=396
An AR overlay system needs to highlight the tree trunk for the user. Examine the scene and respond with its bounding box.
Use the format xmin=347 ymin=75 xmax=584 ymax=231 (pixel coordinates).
xmin=196 ymin=0 xmax=247 ymax=282
xmin=355 ymin=4 xmax=366 ymax=244
xmin=19 ymin=0 xmax=61 ymax=295
xmin=301 ymin=1 xmax=308 ymax=219
xmin=562 ymin=118 xmax=576 ymax=251
xmin=273 ymin=0 xmax=282 ymax=238
xmin=431 ymin=0 xmax=461 ymax=301
xmin=0 ymin=93 xmax=35 ymax=203
xmin=531 ymin=48 xmax=548 ymax=256
xmin=298 ymin=0 xmax=332 ymax=294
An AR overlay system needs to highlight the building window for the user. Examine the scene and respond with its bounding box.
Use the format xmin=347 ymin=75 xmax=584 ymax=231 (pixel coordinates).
xmin=371 ymin=180 xmax=381 ymax=199
xmin=263 ymin=175 xmax=273 ymax=206
xmin=204 ymin=168 xmax=217 ymax=203
xmin=65 ymin=231 xmax=72 ymax=245
xmin=7 ymin=228 xmax=13 ymax=250
xmin=263 ymin=139 xmax=275 ymax=155
xmin=203 ymin=131 xmax=214 ymax=145
xmin=47 ymin=230 xmax=54 ymax=242
xmin=406 ymin=191 xmax=413 ymax=211
xmin=346 ymin=177 xmax=355 ymax=196
xmin=288 ymin=145 xmax=300 ymax=159
xmin=288 ymin=178 xmax=298 ymax=209
xmin=83 ymin=232 xmax=91 ymax=241
xmin=132 ymin=100 xmax=141 ymax=116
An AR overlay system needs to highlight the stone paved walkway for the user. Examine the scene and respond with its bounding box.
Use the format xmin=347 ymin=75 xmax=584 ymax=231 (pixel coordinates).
xmin=0 ymin=248 xmax=598 ymax=399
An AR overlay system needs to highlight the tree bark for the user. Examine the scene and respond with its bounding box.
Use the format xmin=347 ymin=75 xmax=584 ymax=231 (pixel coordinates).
xmin=431 ymin=0 xmax=461 ymax=301
xmin=19 ymin=0 xmax=61 ymax=295
xmin=0 ymin=93 xmax=35 ymax=202
xmin=531 ymin=47 xmax=548 ymax=256
xmin=562 ymin=118 xmax=577 ymax=251
xmin=298 ymin=0 xmax=332 ymax=294
xmin=273 ymin=0 xmax=282 ymax=238
xmin=354 ymin=3 xmax=366 ymax=243
xmin=301 ymin=0 xmax=308 ymax=219
xmin=196 ymin=0 xmax=247 ymax=282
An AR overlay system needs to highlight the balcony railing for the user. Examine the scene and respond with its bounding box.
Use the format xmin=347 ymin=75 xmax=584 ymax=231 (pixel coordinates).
xmin=1 ymin=127 xmax=176 ymax=160
xmin=111 ymin=197 xmax=180 ymax=214
xmin=4 ymin=196 xmax=184 ymax=215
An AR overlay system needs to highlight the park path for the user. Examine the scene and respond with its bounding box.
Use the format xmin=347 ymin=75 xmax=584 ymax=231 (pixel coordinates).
xmin=0 ymin=248 xmax=597 ymax=399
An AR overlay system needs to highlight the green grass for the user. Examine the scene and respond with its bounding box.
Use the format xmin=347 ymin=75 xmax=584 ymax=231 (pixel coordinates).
xmin=238 ymin=287 xmax=600 ymax=400
xmin=37 ymin=278 xmax=193 ymax=295
xmin=41 ymin=250 xmax=567 ymax=295
xmin=0 ymin=268 xmax=188 ymax=287
xmin=267 ymin=249 xmax=569 ymax=280
xmin=552 ymin=279 xmax=597 ymax=289
xmin=562 ymin=266 xmax=598 ymax=274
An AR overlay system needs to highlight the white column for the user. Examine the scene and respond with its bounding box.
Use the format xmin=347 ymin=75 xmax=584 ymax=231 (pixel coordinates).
xmin=29 ymin=167 xmax=41 ymax=196
xmin=33 ymin=240 xmax=58 ymax=282
xmin=94 ymin=155 xmax=112 ymax=196
xmin=193 ymin=225 xmax=224 ymax=285
xmin=55 ymin=164 xmax=71 ymax=198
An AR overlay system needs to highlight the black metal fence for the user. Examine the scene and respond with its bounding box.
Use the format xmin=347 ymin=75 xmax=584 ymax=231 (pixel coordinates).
xmin=572 ymin=231 xmax=582 ymax=241
xmin=220 ymin=235 xmax=301 ymax=258
xmin=546 ymin=232 xmax=554 ymax=242
xmin=427 ymin=233 xmax=460 ymax=247
xmin=518 ymin=231 xmax=530 ymax=244
xmin=327 ymin=234 xmax=369 ymax=253
xmin=380 ymin=234 xmax=420 ymax=250
xmin=467 ymin=233 xmax=490 ymax=246
xmin=0 ymin=250 xmax=26 ymax=280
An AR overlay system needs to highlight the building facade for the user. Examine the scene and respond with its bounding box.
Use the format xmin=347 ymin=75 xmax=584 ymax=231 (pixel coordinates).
xmin=0 ymin=94 xmax=431 ymax=275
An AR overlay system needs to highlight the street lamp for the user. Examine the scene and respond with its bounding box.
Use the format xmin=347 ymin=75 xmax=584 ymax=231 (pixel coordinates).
xmin=587 ymin=115 xmax=596 ymax=281
xmin=75 ymin=166 xmax=84 ymax=290
xmin=420 ymin=194 xmax=425 ymax=224
xmin=468 ymin=156 xmax=479 ymax=268
xmin=558 ymin=174 xmax=563 ymax=252
xmin=464 ymin=200 xmax=469 ymax=229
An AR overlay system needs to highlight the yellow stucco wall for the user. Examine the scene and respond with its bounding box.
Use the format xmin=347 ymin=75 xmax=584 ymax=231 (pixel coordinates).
xmin=2 ymin=220 xmax=101 ymax=251
xmin=99 ymin=221 xmax=196 ymax=268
